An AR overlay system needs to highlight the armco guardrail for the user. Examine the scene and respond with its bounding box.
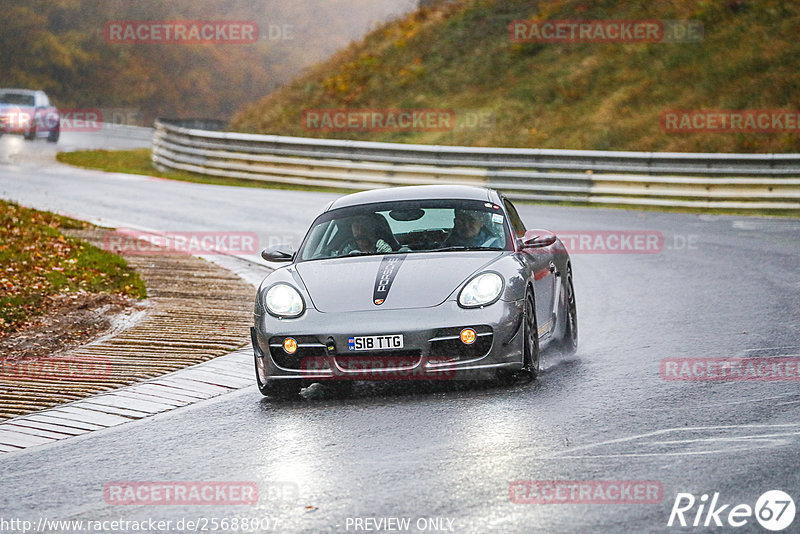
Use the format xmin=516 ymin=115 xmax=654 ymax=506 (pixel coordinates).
xmin=152 ymin=119 xmax=800 ymax=211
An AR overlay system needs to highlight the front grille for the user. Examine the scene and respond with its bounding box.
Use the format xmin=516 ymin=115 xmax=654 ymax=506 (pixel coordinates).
xmin=335 ymin=350 xmax=422 ymax=372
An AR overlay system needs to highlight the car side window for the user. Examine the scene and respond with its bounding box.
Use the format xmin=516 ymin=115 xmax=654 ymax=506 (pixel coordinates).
xmin=503 ymin=199 xmax=526 ymax=238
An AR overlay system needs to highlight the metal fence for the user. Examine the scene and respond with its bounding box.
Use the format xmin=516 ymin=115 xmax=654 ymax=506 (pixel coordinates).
xmin=152 ymin=119 xmax=800 ymax=211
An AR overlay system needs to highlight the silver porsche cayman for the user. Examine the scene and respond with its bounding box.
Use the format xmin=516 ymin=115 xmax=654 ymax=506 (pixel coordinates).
xmin=251 ymin=185 xmax=577 ymax=397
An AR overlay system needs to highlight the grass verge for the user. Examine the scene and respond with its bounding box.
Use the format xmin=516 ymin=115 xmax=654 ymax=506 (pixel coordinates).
xmin=0 ymin=200 xmax=147 ymax=337
xmin=56 ymin=149 xmax=354 ymax=194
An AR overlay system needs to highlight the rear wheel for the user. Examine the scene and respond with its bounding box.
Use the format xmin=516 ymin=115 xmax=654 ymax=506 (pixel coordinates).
xmin=554 ymin=266 xmax=578 ymax=355
xmin=255 ymin=353 xmax=303 ymax=398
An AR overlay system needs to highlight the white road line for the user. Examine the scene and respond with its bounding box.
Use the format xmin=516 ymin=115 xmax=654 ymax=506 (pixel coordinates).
xmin=701 ymin=394 xmax=799 ymax=407
xmin=538 ymin=423 xmax=800 ymax=459
xmin=744 ymin=346 xmax=800 ymax=353
xmin=549 ymin=423 xmax=800 ymax=454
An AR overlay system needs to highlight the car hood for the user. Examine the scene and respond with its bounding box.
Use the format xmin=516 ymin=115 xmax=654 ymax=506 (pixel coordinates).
xmin=295 ymin=251 xmax=504 ymax=312
xmin=0 ymin=104 xmax=32 ymax=113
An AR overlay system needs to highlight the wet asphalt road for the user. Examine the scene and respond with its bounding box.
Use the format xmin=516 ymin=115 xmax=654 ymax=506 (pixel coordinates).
xmin=0 ymin=132 xmax=799 ymax=533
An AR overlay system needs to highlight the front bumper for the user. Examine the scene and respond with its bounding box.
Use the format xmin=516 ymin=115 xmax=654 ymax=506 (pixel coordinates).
xmin=252 ymin=299 xmax=525 ymax=382
xmin=0 ymin=114 xmax=32 ymax=135
xmin=0 ymin=123 xmax=27 ymax=135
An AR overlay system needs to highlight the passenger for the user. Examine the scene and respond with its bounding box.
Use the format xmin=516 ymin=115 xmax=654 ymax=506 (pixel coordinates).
xmin=443 ymin=209 xmax=501 ymax=248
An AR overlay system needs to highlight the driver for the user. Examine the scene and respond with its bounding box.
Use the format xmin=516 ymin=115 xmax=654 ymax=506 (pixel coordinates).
xmin=443 ymin=209 xmax=501 ymax=248
xmin=340 ymin=216 xmax=393 ymax=255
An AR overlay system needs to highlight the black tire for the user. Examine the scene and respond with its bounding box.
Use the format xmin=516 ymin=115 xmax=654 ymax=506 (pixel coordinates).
xmin=497 ymin=289 xmax=540 ymax=384
xmin=47 ymin=125 xmax=59 ymax=143
xmin=554 ymin=266 xmax=578 ymax=355
xmin=24 ymin=123 xmax=36 ymax=141
xmin=522 ymin=290 xmax=541 ymax=379
xmin=255 ymin=353 xmax=303 ymax=398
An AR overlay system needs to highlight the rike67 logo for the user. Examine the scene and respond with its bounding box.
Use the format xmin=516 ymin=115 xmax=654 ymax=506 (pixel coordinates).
xmin=668 ymin=490 xmax=795 ymax=531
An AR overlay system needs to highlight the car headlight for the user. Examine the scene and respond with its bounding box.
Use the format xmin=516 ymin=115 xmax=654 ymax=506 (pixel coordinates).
xmin=265 ymin=283 xmax=305 ymax=318
xmin=458 ymin=272 xmax=504 ymax=308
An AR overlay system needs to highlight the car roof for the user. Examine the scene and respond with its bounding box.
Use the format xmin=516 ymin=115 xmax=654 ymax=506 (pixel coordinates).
xmin=327 ymin=185 xmax=501 ymax=211
xmin=0 ymin=89 xmax=39 ymax=95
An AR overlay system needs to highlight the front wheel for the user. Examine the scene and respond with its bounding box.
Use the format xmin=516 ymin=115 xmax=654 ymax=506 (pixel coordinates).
xmin=500 ymin=290 xmax=540 ymax=384
xmin=24 ymin=123 xmax=36 ymax=141
xmin=522 ymin=291 xmax=541 ymax=379
xmin=554 ymin=267 xmax=578 ymax=355
xmin=255 ymin=353 xmax=303 ymax=398
xmin=47 ymin=125 xmax=59 ymax=143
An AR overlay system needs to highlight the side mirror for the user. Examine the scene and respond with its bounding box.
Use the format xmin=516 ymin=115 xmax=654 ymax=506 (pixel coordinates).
xmin=261 ymin=246 xmax=295 ymax=263
xmin=522 ymin=233 xmax=557 ymax=249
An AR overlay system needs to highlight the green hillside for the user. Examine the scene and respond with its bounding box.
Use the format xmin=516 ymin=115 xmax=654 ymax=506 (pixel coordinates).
xmin=1 ymin=0 xmax=412 ymax=123
xmin=230 ymin=0 xmax=800 ymax=153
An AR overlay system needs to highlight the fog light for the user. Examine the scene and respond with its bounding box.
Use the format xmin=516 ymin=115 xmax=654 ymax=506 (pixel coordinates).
xmin=283 ymin=337 xmax=298 ymax=354
xmin=460 ymin=328 xmax=477 ymax=345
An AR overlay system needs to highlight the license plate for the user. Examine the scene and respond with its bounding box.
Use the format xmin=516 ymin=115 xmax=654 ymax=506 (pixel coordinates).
xmin=348 ymin=334 xmax=404 ymax=351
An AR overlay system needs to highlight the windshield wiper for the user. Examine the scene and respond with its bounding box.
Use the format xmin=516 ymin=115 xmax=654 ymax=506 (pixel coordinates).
xmin=426 ymin=245 xmax=502 ymax=252
xmin=337 ymin=250 xmax=404 ymax=258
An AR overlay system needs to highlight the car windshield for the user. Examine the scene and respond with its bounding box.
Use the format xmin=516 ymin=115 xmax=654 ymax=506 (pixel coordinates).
xmin=298 ymin=199 xmax=511 ymax=261
xmin=0 ymin=92 xmax=35 ymax=106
